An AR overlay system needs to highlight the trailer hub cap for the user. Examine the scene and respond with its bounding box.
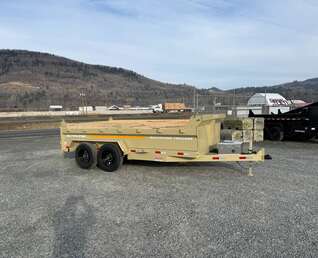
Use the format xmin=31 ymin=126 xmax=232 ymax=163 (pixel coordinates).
xmin=102 ymin=153 xmax=114 ymax=167
xmin=78 ymin=150 xmax=90 ymax=163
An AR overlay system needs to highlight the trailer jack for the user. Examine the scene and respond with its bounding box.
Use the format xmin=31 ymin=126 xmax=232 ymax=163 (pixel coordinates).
xmin=264 ymin=154 xmax=272 ymax=160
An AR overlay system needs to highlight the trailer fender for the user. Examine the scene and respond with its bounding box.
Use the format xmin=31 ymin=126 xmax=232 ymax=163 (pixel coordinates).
xmin=97 ymin=141 xmax=128 ymax=155
xmin=116 ymin=141 xmax=129 ymax=155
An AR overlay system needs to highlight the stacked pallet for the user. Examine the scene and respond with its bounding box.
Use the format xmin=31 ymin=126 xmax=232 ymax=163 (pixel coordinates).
xmin=221 ymin=117 xmax=264 ymax=142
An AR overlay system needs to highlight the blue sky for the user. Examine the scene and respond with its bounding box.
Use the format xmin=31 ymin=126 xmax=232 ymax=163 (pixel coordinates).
xmin=0 ymin=0 xmax=317 ymax=89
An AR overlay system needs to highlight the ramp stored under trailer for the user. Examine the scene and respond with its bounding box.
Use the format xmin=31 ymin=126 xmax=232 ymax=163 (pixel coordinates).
xmin=60 ymin=114 xmax=268 ymax=175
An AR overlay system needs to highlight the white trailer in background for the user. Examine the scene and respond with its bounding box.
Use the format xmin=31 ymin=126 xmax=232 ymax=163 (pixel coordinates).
xmin=248 ymin=93 xmax=290 ymax=114
xmin=49 ymin=105 xmax=63 ymax=111
xmin=229 ymin=106 xmax=263 ymax=117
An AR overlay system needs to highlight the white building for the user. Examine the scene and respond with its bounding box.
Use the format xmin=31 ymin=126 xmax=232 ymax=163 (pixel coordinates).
xmin=248 ymin=93 xmax=290 ymax=114
xmin=94 ymin=106 xmax=107 ymax=112
xmin=49 ymin=105 xmax=63 ymax=111
xmin=108 ymin=105 xmax=121 ymax=110
xmin=79 ymin=106 xmax=94 ymax=112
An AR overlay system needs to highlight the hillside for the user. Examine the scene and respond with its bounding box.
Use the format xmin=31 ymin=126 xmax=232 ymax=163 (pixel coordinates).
xmin=0 ymin=50 xmax=195 ymax=110
xmin=230 ymin=78 xmax=318 ymax=103
xmin=0 ymin=49 xmax=317 ymax=111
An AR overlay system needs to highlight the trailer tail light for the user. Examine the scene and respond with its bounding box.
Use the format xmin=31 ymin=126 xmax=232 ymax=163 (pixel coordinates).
xmin=177 ymin=152 xmax=184 ymax=156
xmin=212 ymin=156 xmax=220 ymax=160
xmin=64 ymin=143 xmax=70 ymax=152
xmin=131 ymin=149 xmax=136 ymax=153
xmin=155 ymin=150 xmax=161 ymax=154
xmin=239 ymin=156 xmax=247 ymax=160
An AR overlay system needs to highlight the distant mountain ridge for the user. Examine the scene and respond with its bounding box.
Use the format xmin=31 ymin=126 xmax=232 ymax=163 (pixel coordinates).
xmin=0 ymin=49 xmax=317 ymax=110
xmin=0 ymin=49 xmax=195 ymax=110
xmin=229 ymin=78 xmax=318 ymax=102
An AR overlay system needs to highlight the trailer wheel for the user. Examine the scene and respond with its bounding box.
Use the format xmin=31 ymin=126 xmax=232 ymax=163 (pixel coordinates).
xmin=269 ymin=126 xmax=284 ymax=141
xmin=75 ymin=143 xmax=97 ymax=169
xmin=97 ymin=144 xmax=123 ymax=172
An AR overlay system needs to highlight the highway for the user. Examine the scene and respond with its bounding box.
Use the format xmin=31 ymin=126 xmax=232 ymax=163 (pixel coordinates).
xmin=0 ymin=128 xmax=59 ymax=138
xmin=0 ymin=112 xmax=193 ymax=131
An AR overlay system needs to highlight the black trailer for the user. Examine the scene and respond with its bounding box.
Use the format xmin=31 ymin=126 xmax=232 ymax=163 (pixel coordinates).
xmin=249 ymin=102 xmax=318 ymax=141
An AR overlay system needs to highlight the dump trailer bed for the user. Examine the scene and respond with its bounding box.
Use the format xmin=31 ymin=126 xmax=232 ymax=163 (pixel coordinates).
xmin=60 ymin=114 xmax=267 ymax=174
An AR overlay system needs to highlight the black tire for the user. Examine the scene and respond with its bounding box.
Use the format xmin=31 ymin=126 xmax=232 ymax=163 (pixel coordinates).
xmin=269 ymin=126 xmax=284 ymax=141
xmin=75 ymin=143 xmax=97 ymax=169
xmin=97 ymin=144 xmax=123 ymax=172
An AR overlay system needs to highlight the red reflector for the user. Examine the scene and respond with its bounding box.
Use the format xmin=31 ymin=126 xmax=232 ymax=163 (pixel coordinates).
xmin=131 ymin=150 xmax=136 ymax=153
xmin=239 ymin=156 xmax=247 ymax=160
xmin=155 ymin=151 xmax=161 ymax=154
xmin=177 ymin=152 xmax=184 ymax=156
xmin=212 ymin=156 xmax=220 ymax=160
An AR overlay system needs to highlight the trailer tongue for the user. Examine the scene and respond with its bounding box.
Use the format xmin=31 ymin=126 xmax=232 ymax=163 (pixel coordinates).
xmin=60 ymin=114 xmax=269 ymax=175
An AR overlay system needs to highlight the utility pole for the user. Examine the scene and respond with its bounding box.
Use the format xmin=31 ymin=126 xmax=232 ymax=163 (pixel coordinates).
xmin=80 ymin=90 xmax=87 ymax=115
xmin=264 ymin=88 xmax=267 ymax=114
xmin=84 ymin=88 xmax=88 ymax=115
xmin=193 ymin=88 xmax=196 ymax=113
xmin=233 ymin=89 xmax=236 ymax=117
xmin=196 ymin=93 xmax=199 ymax=112
xmin=80 ymin=92 xmax=83 ymax=115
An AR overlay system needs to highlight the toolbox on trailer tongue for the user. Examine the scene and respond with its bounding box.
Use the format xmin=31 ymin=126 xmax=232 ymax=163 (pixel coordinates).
xmin=60 ymin=114 xmax=267 ymax=175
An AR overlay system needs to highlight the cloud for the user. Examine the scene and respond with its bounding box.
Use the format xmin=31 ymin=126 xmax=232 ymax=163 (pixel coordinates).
xmin=0 ymin=0 xmax=317 ymax=89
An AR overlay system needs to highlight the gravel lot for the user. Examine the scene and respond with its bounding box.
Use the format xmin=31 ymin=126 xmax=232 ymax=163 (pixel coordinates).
xmin=0 ymin=135 xmax=317 ymax=257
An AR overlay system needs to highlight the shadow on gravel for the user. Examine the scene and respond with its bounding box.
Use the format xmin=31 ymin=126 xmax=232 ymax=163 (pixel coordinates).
xmin=283 ymin=139 xmax=318 ymax=144
xmin=124 ymin=159 xmax=247 ymax=175
xmin=52 ymin=196 xmax=95 ymax=258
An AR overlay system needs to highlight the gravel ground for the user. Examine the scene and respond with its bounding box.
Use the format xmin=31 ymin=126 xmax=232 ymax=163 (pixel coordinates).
xmin=0 ymin=135 xmax=317 ymax=257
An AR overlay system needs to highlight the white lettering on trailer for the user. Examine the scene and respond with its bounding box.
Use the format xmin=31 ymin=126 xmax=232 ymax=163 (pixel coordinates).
xmin=66 ymin=135 xmax=87 ymax=138
xmin=149 ymin=136 xmax=193 ymax=141
xmin=174 ymin=137 xmax=193 ymax=141
xmin=150 ymin=137 xmax=171 ymax=140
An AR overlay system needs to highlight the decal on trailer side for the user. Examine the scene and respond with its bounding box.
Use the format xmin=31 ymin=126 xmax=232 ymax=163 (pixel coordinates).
xmin=66 ymin=135 xmax=87 ymax=138
xmin=149 ymin=136 xmax=194 ymax=141
xmin=89 ymin=135 xmax=145 ymax=140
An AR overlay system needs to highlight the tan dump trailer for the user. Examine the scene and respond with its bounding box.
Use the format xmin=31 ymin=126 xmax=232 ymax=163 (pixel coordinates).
xmin=60 ymin=114 xmax=269 ymax=175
